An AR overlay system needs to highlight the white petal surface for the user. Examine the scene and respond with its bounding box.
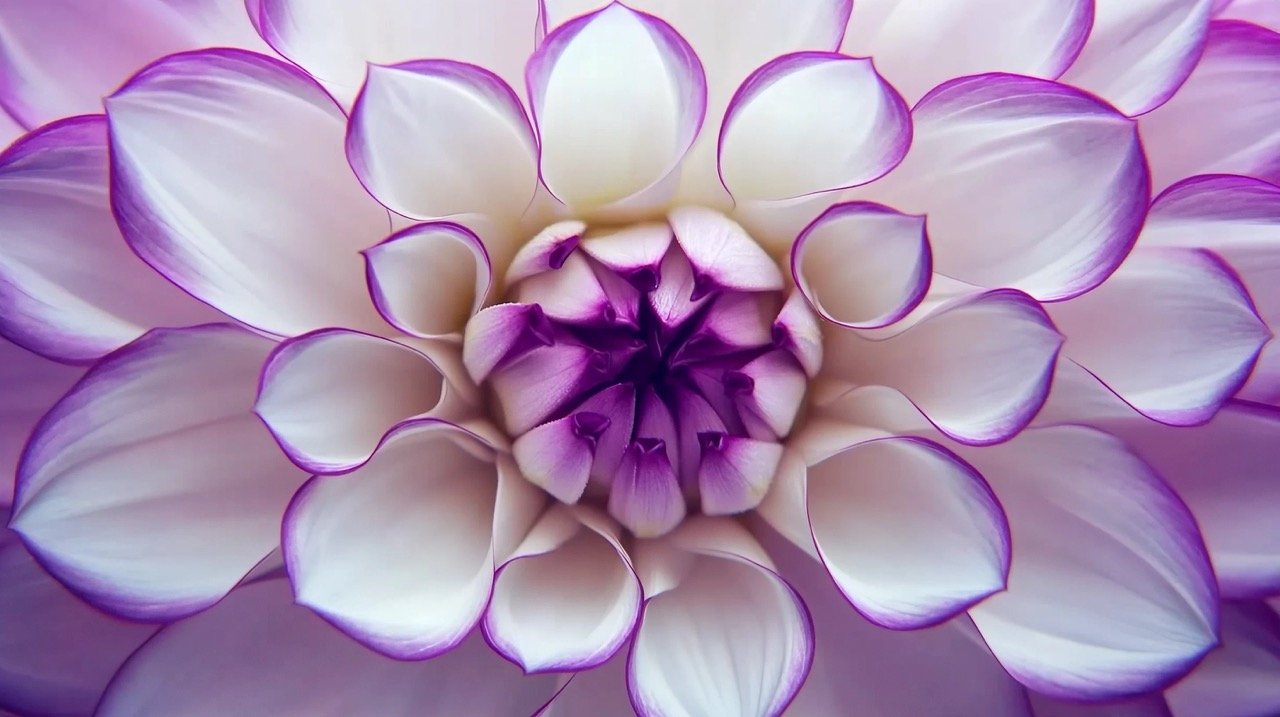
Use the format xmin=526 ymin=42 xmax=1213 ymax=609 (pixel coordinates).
xmin=97 ymin=579 xmax=558 ymax=716
xmin=792 ymin=201 xmax=930 ymax=328
xmin=107 ymin=49 xmax=388 ymax=337
xmin=0 ymin=340 xmax=81 ymax=505
xmin=0 ymin=0 xmax=269 ymax=128
xmin=824 ymin=290 xmax=1063 ymax=444
xmin=10 ymin=325 xmax=305 ymax=621
xmin=840 ymin=0 xmax=1092 ymax=102
xmin=1062 ymin=0 xmax=1213 ymax=116
xmin=805 ymin=435 xmax=1009 ymax=629
xmin=963 ymin=426 xmax=1219 ymax=700
xmin=1049 ymin=248 xmax=1269 ymax=425
xmin=256 ymin=330 xmax=447 ymax=474
xmin=283 ymin=420 xmax=497 ymax=659
xmin=0 ymin=116 xmax=216 ymax=362
xmin=347 ymin=62 xmax=537 ymax=222
xmin=669 ymin=206 xmax=783 ymax=294
xmin=718 ymin=52 xmax=910 ymax=201
xmin=255 ymin=0 xmax=538 ymax=103
xmin=364 ymin=222 xmax=493 ymax=338
xmin=1140 ymin=21 xmax=1280 ymax=190
xmin=529 ymin=4 xmax=706 ymax=211
xmin=484 ymin=508 xmax=641 ymax=673
xmin=1165 ymin=601 xmax=1280 ymax=717
xmin=858 ymin=74 xmax=1149 ymax=300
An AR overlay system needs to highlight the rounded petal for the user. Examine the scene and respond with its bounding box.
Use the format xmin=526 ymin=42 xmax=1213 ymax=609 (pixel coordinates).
xmin=1140 ymin=21 xmax=1280 ymax=190
xmin=718 ymin=52 xmax=910 ymax=201
xmin=255 ymin=329 xmax=448 ymax=474
xmin=10 ymin=325 xmax=306 ymax=621
xmin=0 ymin=340 xmax=81 ymax=505
xmin=283 ymin=420 xmax=497 ymax=659
xmin=1048 ymin=248 xmax=1270 ymax=425
xmin=347 ymin=61 xmax=538 ymax=221
xmin=792 ymin=201 xmax=930 ymax=328
xmin=528 ymin=3 xmax=707 ymax=211
xmin=1062 ymin=0 xmax=1213 ymax=116
xmin=363 ymin=222 xmax=493 ymax=338
xmin=0 ymin=116 xmax=216 ymax=362
xmin=840 ymin=0 xmax=1092 ymax=103
xmin=97 ymin=579 xmax=558 ymax=716
xmin=963 ymin=426 xmax=1219 ymax=700
xmin=668 ymin=206 xmax=783 ymax=294
xmin=1165 ymin=601 xmax=1280 ymax=717
xmin=483 ymin=507 xmax=641 ymax=673
xmin=107 ymin=49 xmax=388 ymax=337
xmin=824 ymin=290 xmax=1063 ymax=444
xmin=858 ymin=74 xmax=1149 ymax=300
xmin=805 ymin=435 xmax=1009 ymax=629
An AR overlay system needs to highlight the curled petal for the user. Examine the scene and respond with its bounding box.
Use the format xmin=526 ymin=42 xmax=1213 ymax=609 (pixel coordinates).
xmin=507 ymin=220 xmax=586 ymax=285
xmin=772 ymin=290 xmax=824 ymax=377
xmin=363 ymin=222 xmax=492 ymax=338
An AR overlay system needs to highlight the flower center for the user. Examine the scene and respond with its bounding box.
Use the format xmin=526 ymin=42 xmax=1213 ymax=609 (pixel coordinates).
xmin=463 ymin=208 xmax=814 ymax=537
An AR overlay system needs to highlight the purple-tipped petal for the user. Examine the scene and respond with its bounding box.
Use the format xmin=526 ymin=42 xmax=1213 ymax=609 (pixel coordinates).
xmin=107 ymin=50 xmax=388 ymax=337
xmin=489 ymin=343 xmax=616 ymax=435
xmin=0 ymin=116 xmax=217 ymax=363
xmin=483 ymin=507 xmax=641 ymax=673
xmin=1140 ymin=21 xmax=1280 ymax=190
xmin=364 ymin=222 xmax=492 ymax=338
xmin=9 ymin=325 xmax=306 ymax=622
xmin=1165 ymin=601 xmax=1280 ymax=717
xmin=515 ymin=252 xmax=639 ymax=327
xmin=840 ymin=0 xmax=1092 ymax=103
xmin=1061 ymin=0 xmax=1213 ymax=116
xmin=580 ymin=221 xmax=672 ymax=288
xmin=685 ymin=293 xmax=774 ymax=353
xmin=96 ymin=579 xmax=559 ymax=716
xmin=1049 ymin=248 xmax=1270 ymax=426
xmin=255 ymin=329 xmax=447 ymax=475
xmin=856 ymin=74 xmax=1149 ymax=301
xmin=732 ymin=350 xmax=807 ymax=439
xmin=462 ymin=303 xmax=555 ymax=384
xmin=773 ymin=290 xmax=824 ymax=377
xmin=576 ymin=383 xmax=638 ymax=485
xmin=718 ymin=52 xmax=910 ymax=201
xmin=668 ymin=206 xmax=783 ymax=296
xmin=962 ymin=426 xmax=1219 ymax=701
xmin=528 ymin=3 xmax=707 ymax=211
xmin=513 ymin=413 xmax=607 ymax=504
xmin=283 ymin=420 xmax=497 ymax=660
xmin=608 ymin=440 xmax=686 ymax=538
xmin=697 ymin=433 xmax=783 ymax=515
xmin=347 ymin=61 xmax=538 ymax=222
xmin=793 ymin=201 xmax=930 ymax=329
xmin=634 ymin=387 xmax=680 ymax=474
xmin=648 ymin=246 xmax=710 ymax=329
xmin=673 ymin=390 xmax=728 ymax=490
xmin=506 ymin=220 xmax=586 ymax=285
xmin=0 ymin=340 xmax=81 ymax=505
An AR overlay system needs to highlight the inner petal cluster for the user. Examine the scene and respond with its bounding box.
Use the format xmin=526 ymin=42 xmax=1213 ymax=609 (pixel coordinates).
xmin=463 ymin=208 xmax=816 ymax=537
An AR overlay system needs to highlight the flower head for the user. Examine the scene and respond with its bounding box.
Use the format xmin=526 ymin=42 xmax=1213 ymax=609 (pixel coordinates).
xmin=1 ymin=1 xmax=1279 ymax=716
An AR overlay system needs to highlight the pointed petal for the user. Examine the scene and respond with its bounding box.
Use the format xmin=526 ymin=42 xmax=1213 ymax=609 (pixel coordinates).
xmin=363 ymin=222 xmax=492 ymax=338
xmin=489 ymin=343 xmax=614 ymax=435
xmin=515 ymin=252 xmax=639 ymax=327
xmin=513 ymin=413 xmax=604 ymax=504
xmin=608 ymin=440 xmax=685 ymax=538
xmin=507 ymin=220 xmax=586 ymax=285
xmin=462 ymin=303 xmax=554 ymax=384
xmin=697 ymin=434 xmax=783 ymax=515
xmin=732 ymin=350 xmax=808 ymax=439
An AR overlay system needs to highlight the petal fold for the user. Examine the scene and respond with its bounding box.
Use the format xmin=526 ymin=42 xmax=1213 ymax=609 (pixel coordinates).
xmin=363 ymin=222 xmax=493 ymax=338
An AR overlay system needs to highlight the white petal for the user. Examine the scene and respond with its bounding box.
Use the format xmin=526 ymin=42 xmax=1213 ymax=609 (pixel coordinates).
xmin=857 ymin=74 xmax=1149 ymax=300
xmin=508 ymin=220 xmax=587 ymax=285
xmin=718 ymin=53 xmax=910 ymax=201
xmin=363 ymin=222 xmax=493 ymax=338
xmin=107 ymin=50 xmax=388 ymax=337
xmin=1062 ymin=0 xmax=1213 ymax=116
xmin=963 ymin=426 xmax=1219 ymax=700
xmin=529 ymin=4 xmax=706 ymax=211
xmin=347 ymin=62 xmax=537 ymax=221
xmin=97 ymin=579 xmax=559 ymax=716
xmin=10 ymin=325 xmax=306 ymax=621
xmin=283 ymin=420 xmax=497 ymax=659
xmin=840 ymin=0 xmax=1092 ymax=103
xmin=1048 ymin=248 xmax=1270 ymax=425
xmin=1140 ymin=21 xmax=1280 ymax=190
xmin=669 ymin=206 xmax=783 ymax=295
xmin=0 ymin=340 xmax=81 ymax=505
xmin=255 ymin=330 xmax=447 ymax=474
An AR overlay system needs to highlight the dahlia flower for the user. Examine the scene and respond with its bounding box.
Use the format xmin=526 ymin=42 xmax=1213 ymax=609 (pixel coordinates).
xmin=2 ymin=0 xmax=1279 ymax=715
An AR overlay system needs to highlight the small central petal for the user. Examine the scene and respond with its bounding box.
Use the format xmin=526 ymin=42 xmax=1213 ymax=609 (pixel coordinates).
xmin=465 ymin=209 xmax=811 ymax=536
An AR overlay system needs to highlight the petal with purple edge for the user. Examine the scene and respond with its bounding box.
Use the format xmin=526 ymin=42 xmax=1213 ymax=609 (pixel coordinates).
xmin=528 ymin=3 xmax=707 ymax=212
xmin=1218 ymin=0 xmax=1280 ymax=30
xmin=483 ymin=507 xmax=641 ymax=673
xmin=513 ymin=413 xmax=606 ymax=504
xmin=96 ymin=579 xmax=559 ymax=716
xmin=1061 ymin=0 xmax=1213 ymax=116
xmin=0 ymin=116 xmax=217 ymax=363
xmin=792 ymin=201 xmax=931 ymax=329
xmin=1165 ymin=601 xmax=1280 ymax=717
xmin=732 ymin=350 xmax=807 ymax=440
xmin=1140 ymin=21 xmax=1280 ymax=190
xmin=804 ymin=435 xmax=1010 ymax=630
xmin=668 ymin=206 xmax=783 ymax=295
xmin=580 ymin=221 xmax=672 ymax=287
xmin=0 ymin=340 xmax=81 ymax=506
xmin=347 ymin=61 xmax=538 ymax=222
xmin=697 ymin=433 xmax=783 ymax=515
xmin=255 ymin=329 xmax=448 ymax=475
xmin=462 ymin=303 xmax=555 ymax=384
xmin=840 ymin=0 xmax=1092 ymax=103
xmin=363 ymin=222 xmax=492 ymax=338
xmin=962 ymin=426 xmax=1219 ymax=701
xmin=608 ymin=439 xmax=685 ymax=539
xmin=856 ymin=74 xmax=1149 ymax=301
xmin=1048 ymin=248 xmax=1270 ymax=426
xmin=718 ymin=52 xmax=910 ymax=201
xmin=283 ymin=420 xmax=497 ymax=660
xmin=9 ymin=325 xmax=306 ymax=622
xmin=515 ymin=252 xmax=639 ymax=328
xmin=575 ymin=383 xmax=637 ymax=486
xmin=506 ymin=220 xmax=586 ymax=285
xmin=489 ymin=342 xmax=620 ymax=436
xmin=107 ymin=49 xmax=388 ymax=338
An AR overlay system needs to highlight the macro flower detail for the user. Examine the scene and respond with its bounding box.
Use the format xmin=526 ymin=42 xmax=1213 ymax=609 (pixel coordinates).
xmin=0 ymin=1 xmax=1279 ymax=716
